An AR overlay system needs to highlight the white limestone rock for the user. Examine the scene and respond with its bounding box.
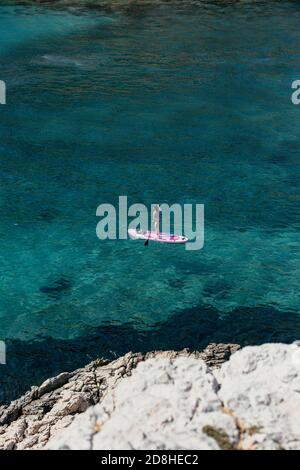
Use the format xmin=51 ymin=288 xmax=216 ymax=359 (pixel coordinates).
xmin=48 ymin=357 xmax=238 ymax=450
xmin=2 ymin=343 xmax=300 ymax=450
xmin=218 ymin=342 xmax=300 ymax=450
xmin=47 ymin=343 xmax=300 ymax=451
xmin=0 ymin=345 xmax=237 ymax=450
xmin=0 ymin=353 xmax=144 ymax=450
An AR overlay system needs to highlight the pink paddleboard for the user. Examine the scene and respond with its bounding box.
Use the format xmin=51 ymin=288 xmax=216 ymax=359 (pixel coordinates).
xmin=128 ymin=229 xmax=188 ymax=244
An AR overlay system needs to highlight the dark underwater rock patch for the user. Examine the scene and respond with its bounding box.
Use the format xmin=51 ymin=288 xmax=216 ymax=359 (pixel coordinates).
xmin=1 ymin=304 xmax=300 ymax=406
xmin=167 ymin=277 xmax=185 ymax=289
xmin=36 ymin=207 xmax=61 ymax=222
xmin=39 ymin=276 xmax=72 ymax=300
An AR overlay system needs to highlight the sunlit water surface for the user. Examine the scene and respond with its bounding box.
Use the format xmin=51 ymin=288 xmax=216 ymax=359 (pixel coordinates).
xmin=0 ymin=1 xmax=300 ymax=401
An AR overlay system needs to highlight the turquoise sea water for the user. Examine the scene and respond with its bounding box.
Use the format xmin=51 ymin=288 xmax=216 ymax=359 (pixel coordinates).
xmin=0 ymin=1 xmax=300 ymax=402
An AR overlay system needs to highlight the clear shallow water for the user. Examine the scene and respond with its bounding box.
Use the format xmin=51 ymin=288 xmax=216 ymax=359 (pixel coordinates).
xmin=0 ymin=1 xmax=300 ymax=401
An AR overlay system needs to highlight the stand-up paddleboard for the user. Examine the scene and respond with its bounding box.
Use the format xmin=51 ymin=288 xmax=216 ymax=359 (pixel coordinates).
xmin=128 ymin=229 xmax=188 ymax=244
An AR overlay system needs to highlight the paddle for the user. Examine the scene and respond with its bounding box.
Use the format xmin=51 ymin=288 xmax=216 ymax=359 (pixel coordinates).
xmin=145 ymin=205 xmax=160 ymax=246
xmin=144 ymin=230 xmax=152 ymax=246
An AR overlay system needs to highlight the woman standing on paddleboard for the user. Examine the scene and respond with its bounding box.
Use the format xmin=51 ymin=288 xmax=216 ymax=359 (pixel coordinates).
xmin=152 ymin=204 xmax=161 ymax=236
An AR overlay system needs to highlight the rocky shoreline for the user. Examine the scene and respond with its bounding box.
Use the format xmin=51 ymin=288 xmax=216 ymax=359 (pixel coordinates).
xmin=1 ymin=341 xmax=300 ymax=450
xmin=0 ymin=342 xmax=300 ymax=450
xmin=47 ymin=342 xmax=300 ymax=451
xmin=0 ymin=343 xmax=239 ymax=450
